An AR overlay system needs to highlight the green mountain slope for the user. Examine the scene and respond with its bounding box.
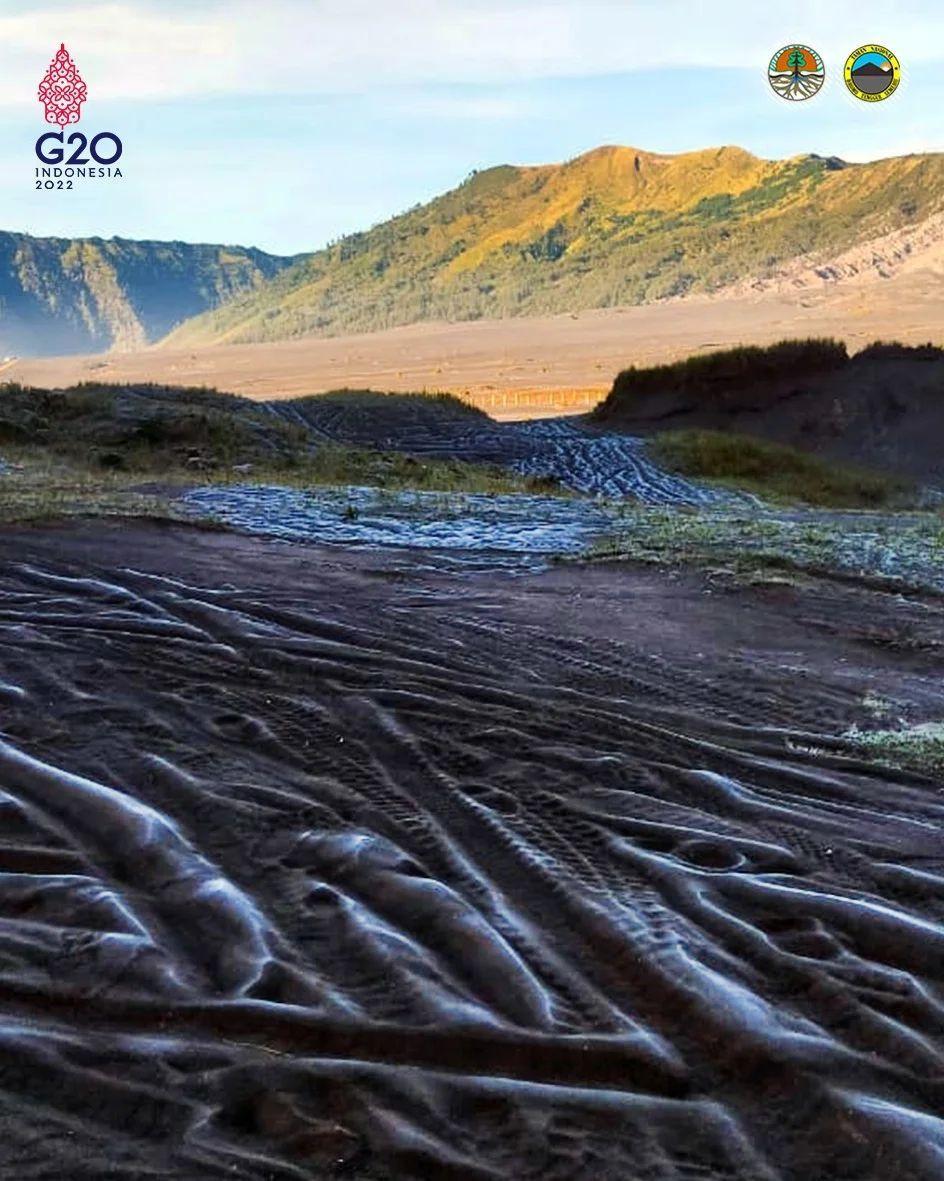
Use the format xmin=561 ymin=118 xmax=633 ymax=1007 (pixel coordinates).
xmin=164 ymin=145 xmax=944 ymax=347
xmin=0 ymin=234 xmax=301 ymax=356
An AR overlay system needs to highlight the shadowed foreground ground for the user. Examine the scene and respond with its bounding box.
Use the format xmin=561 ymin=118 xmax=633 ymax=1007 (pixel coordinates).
xmin=0 ymin=521 xmax=942 ymax=1179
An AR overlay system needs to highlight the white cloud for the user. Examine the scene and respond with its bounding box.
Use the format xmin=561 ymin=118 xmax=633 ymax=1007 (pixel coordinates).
xmin=0 ymin=0 xmax=941 ymax=106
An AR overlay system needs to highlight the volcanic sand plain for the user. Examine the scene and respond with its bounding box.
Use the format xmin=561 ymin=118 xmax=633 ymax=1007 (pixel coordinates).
xmin=12 ymin=268 xmax=944 ymax=418
xmin=0 ymin=519 xmax=942 ymax=1178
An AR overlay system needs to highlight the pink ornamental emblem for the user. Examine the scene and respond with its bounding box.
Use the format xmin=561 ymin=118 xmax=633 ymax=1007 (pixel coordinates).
xmin=38 ymin=44 xmax=88 ymax=126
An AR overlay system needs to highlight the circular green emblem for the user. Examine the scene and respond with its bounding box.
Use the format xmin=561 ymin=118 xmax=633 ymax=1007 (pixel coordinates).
xmin=768 ymin=44 xmax=825 ymax=101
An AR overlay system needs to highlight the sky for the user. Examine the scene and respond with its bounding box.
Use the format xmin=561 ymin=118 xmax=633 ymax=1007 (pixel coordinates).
xmin=0 ymin=0 xmax=942 ymax=255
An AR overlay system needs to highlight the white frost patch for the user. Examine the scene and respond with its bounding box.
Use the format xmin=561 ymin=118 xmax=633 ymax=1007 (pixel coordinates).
xmin=183 ymin=484 xmax=618 ymax=556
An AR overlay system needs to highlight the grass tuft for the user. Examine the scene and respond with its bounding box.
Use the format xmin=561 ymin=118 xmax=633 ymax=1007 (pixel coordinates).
xmin=293 ymin=388 xmax=487 ymax=418
xmin=845 ymin=723 xmax=944 ymax=777
xmin=594 ymin=338 xmax=848 ymax=419
xmin=648 ymin=429 xmax=914 ymax=508
xmin=853 ymin=341 xmax=944 ymax=363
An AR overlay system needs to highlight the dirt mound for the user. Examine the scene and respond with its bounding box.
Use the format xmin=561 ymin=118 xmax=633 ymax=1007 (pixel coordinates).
xmin=272 ymin=387 xmax=487 ymax=440
xmin=595 ymin=344 xmax=944 ymax=482
xmin=0 ymin=381 xmax=304 ymax=469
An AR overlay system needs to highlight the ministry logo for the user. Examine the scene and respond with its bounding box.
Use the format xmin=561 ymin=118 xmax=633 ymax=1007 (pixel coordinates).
xmin=767 ymin=44 xmax=825 ymax=102
xmin=34 ymin=44 xmax=123 ymax=189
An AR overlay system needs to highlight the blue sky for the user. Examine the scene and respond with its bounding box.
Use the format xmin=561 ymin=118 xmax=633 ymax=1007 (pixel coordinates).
xmin=1 ymin=0 xmax=942 ymax=255
xmin=852 ymin=51 xmax=894 ymax=69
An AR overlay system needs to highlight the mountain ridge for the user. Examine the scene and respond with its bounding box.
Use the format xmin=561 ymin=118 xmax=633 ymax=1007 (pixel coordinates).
xmin=0 ymin=232 xmax=302 ymax=356
xmin=163 ymin=144 xmax=944 ymax=348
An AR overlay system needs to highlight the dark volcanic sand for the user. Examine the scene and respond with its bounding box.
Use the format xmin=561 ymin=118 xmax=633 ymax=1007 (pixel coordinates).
xmin=0 ymin=520 xmax=943 ymax=1179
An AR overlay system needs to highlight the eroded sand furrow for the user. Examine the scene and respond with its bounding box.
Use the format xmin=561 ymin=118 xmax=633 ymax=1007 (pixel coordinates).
xmin=0 ymin=523 xmax=942 ymax=1178
xmin=270 ymin=402 xmax=735 ymax=504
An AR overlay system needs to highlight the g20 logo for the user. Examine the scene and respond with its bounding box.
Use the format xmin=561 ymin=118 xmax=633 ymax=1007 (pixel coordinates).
xmin=34 ymin=43 xmax=124 ymax=188
xmin=35 ymin=130 xmax=123 ymax=166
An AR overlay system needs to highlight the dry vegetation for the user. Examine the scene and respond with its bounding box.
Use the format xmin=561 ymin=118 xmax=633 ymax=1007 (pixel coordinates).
xmin=164 ymin=148 xmax=944 ymax=346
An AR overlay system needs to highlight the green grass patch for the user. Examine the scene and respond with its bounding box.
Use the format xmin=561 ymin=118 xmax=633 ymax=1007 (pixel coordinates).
xmin=243 ymin=446 xmax=561 ymax=496
xmin=298 ymin=388 xmax=487 ymax=419
xmin=649 ymin=429 xmax=914 ymax=508
xmin=845 ymin=723 xmax=944 ymax=777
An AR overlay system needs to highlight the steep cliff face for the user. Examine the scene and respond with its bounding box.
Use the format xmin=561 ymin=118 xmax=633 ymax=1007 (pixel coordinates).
xmin=164 ymin=146 xmax=944 ymax=347
xmin=0 ymin=234 xmax=300 ymax=356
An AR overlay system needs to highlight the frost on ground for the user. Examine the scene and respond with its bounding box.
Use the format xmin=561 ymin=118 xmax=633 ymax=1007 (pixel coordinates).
xmin=182 ymin=484 xmax=944 ymax=595
xmin=590 ymin=507 xmax=944 ymax=594
xmin=183 ymin=484 xmax=616 ymax=556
